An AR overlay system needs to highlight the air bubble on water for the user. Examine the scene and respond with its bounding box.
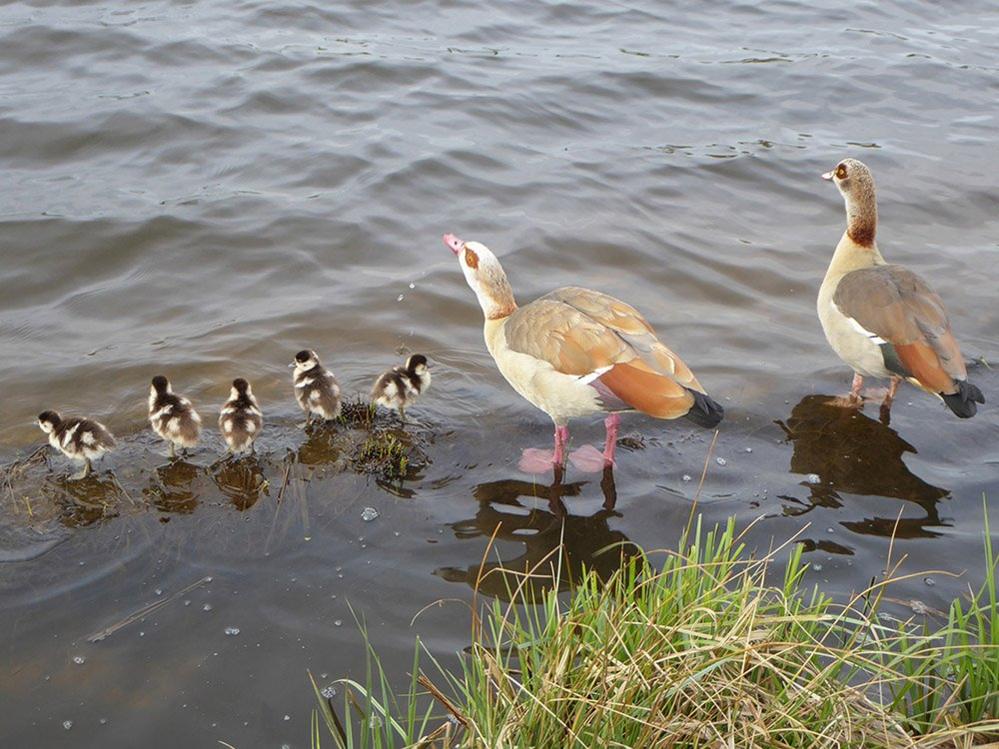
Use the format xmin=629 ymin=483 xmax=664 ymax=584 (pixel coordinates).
xmin=320 ymin=685 xmax=337 ymax=699
xmin=369 ymin=716 xmax=382 ymax=729
xmin=682 ymin=474 xmax=692 ymax=482
xmin=205 ymin=576 xmax=213 ymax=583
xmin=393 ymin=531 xmax=400 ymax=537
xmin=99 ymin=718 xmax=108 ymax=726
xmin=334 ymin=619 xmax=343 ymax=627
xmin=184 ymin=600 xmax=191 ymax=607
xmin=284 ymin=714 xmax=291 ymax=721
xmin=154 ymin=588 xmax=163 ymax=596
xmin=224 ymin=627 xmax=240 ymax=636
xmin=397 ymin=294 xmax=404 ymax=302
xmin=63 ymin=720 xmax=73 ymax=731
xmin=139 ymin=631 xmax=145 ymax=637
xmin=203 ymin=604 xmax=213 ymax=612
xmin=923 ymin=577 xmax=935 ymax=587
xmin=812 ymin=564 xmax=823 ymax=572
xmin=826 ymin=527 xmax=834 ymax=534
xmin=715 ymin=457 xmax=726 ymax=466
xmin=744 ymin=447 xmax=752 ymax=453
xmin=806 ymin=473 xmax=821 ymax=485
xmin=361 ymin=507 xmax=379 ymax=522
xmin=72 ymin=655 xmax=85 ymax=665
xmin=408 ymin=282 xmax=415 ymax=289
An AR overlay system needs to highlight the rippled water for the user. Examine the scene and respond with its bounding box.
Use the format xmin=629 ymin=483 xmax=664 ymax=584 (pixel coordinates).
xmin=2 ymin=0 xmax=998 ymax=745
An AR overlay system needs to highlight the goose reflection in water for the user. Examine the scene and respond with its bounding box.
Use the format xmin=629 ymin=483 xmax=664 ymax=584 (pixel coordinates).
xmin=435 ymin=466 xmax=638 ymax=601
xmin=777 ymin=394 xmax=950 ymax=542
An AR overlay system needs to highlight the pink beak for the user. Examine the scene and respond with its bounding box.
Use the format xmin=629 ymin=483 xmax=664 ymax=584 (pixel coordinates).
xmin=442 ymin=233 xmax=464 ymax=255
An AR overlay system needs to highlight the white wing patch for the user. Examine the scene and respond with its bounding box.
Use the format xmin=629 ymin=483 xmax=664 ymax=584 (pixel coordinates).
xmin=834 ymin=302 xmax=887 ymax=345
xmin=577 ymin=365 xmax=614 ymax=386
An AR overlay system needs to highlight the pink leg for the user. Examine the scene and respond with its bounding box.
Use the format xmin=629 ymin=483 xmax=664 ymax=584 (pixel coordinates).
xmin=850 ymin=373 xmax=864 ymax=401
xmin=882 ymin=376 xmax=900 ymax=410
xmin=602 ymin=413 xmax=620 ymax=466
xmin=553 ymin=425 xmax=569 ymax=467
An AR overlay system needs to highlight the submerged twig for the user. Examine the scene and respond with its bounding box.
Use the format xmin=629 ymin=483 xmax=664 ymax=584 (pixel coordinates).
xmin=87 ymin=575 xmax=213 ymax=642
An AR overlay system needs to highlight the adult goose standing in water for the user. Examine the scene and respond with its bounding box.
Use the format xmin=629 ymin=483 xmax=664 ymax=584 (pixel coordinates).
xmin=818 ymin=158 xmax=984 ymax=420
xmin=444 ymin=233 xmax=723 ymax=470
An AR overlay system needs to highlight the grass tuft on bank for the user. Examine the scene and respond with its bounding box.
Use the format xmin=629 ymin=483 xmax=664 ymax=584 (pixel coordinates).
xmin=311 ymin=509 xmax=999 ymax=748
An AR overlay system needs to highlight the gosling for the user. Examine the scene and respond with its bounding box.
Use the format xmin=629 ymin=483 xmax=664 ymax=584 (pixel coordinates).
xmin=371 ymin=354 xmax=431 ymax=423
xmin=37 ymin=411 xmax=116 ymax=479
xmin=148 ymin=375 xmax=202 ymax=457
xmin=290 ymin=349 xmax=342 ymax=427
xmin=218 ymin=378 xmax=263 ymax=454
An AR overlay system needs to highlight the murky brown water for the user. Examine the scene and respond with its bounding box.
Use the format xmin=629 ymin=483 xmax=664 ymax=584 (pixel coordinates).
xmin=2 ymin=0 xmax=999 ymax=745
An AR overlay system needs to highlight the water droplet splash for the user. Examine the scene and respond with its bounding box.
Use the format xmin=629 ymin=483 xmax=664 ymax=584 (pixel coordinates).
xmin=224 ymin=626 xmax=240 ymax=636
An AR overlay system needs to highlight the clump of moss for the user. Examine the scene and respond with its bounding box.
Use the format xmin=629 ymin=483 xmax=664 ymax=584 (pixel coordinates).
xmin=338 ymin=397 xmax=377 ymax=428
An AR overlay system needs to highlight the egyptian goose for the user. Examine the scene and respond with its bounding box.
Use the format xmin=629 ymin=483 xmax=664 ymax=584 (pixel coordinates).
xmin=218 ymin=378 xmax=263 ymax=454
xmin=290 ymin=349 xmax=342 ymax=426
xmin=37 ymin=411 xmax=116 ymax=479
xmin=149 ymin=375 xmax=202 ymax=457
xmin=444 ymin=233 xmax=723 ymax=467
xmin=818 ymin=159 xmax=984 ymax=418
xmin=371 ymin=354 xmax=431 ymax=423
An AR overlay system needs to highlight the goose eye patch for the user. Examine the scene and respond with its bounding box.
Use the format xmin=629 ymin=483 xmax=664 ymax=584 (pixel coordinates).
xmin=464 ymin=248 xmax=479 ymax=269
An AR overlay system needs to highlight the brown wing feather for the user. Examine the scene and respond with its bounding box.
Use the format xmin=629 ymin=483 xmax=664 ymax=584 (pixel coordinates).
xmin=539 ymin=287 xmax=705 ymax=392
xmin=599 ymin=361 xmax=695 ymax=419
xmin=833 ymin=265 xmax=967 ymax=391
xmin=503 ymin=287 xmax=708 ymax=419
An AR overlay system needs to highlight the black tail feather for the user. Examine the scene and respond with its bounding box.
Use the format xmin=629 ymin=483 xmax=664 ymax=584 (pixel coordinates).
xmin=941 ymin=380 xmax=985 ymax=419
xmin=684 ymin=388 xmax=724 ymax=428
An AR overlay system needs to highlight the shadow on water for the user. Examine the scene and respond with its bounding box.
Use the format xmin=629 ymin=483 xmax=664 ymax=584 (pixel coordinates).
xmin=435 ymin=466 xmax=639 ymax=601
xmin=776 ymin=395 xmax=951 ymax=545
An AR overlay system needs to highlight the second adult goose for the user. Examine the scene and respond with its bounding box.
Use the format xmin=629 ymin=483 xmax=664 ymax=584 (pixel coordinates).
xmin=444 ymin=233 xmax=723 ymax=468
xmin=818 ymin=158 xmax=984 ymax=419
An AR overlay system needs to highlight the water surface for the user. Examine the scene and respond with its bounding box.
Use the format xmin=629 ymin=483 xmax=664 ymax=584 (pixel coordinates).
xmin=2 ymin=0 xmax=998 ymax=745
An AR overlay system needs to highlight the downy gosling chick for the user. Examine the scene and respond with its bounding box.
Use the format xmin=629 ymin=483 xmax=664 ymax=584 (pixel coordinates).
xmin=37 ymin=410 xmax=116 ymax=479
xmin=218 ymin=378 xmax=263 ymax=454
xmin=290 ymin=349 xmax=341 ymax=427
xmin=371 ymin=354 xmax=431 ymax=423
xmin=148 ymin=375 xmax=202 ymax=457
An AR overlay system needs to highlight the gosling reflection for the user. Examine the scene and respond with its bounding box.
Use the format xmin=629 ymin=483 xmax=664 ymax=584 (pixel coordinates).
xmin=777 ymin=395 xmax=950 ymax=539
xmin=45 ymin=473 xmax=123 ymax=527
xmin=143 ymin=459 xmax=201 ymax=514
xmin=435 ymin=467 xmax=637 ymax=600
xmin=211 ymin=456 xmax=268 ymax=511
xmin=295 ymin=426 xmax=348 ymax=470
